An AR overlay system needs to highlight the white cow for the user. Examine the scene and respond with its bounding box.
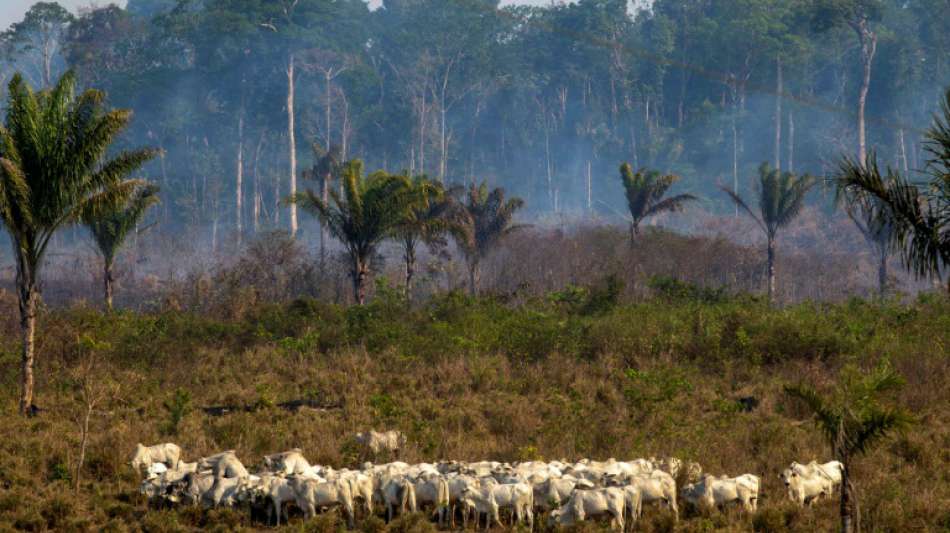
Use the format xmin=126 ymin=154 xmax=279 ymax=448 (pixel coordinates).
xmin=198 ymin=451 xmax=249 ymax=479
xmin=461 ymin=482 xmax=534 ymax=529
xmin=355 ymin=430 xmax=407 ymax=457
xmin=131 ymin=443 xmax=181 ymax=472
xmin=614 ymin=471 xmax=678 ymax=520
xmin=413 ymin=474 xmax=451 ymax=526
xmin=290 ymin=477 xmax=356 ymax=527
xmin=251 ymin=474 xmax=298 ymax=526
xmin=792 ymin=461 xmax=843 ymax=488
xmin=781 ymin=466 xmax=834 ymax=507
xmin=549 ymin=487 xmax=626 ymax=531
xmin=262 ymin=449 xmax=312 ymax=476
xmin=378 ymin=475 xmax=417 ymax=522
xmin=681 ymin=474 xmax=760 ymax=512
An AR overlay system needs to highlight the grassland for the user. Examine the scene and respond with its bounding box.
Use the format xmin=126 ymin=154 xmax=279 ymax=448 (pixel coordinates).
xmin=0 ymin=285 xmax=947 ymax=532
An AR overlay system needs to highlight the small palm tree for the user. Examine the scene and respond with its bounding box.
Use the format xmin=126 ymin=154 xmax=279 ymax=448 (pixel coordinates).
xmin=721 ymin=163 xmax=815 ymax=304
xmin=450 ymin=182 xmax=525 ymax=295
xmin=837 ymin=88 xmax=950 ymax=294
xmin=619 ymin=163 xmax=696 ymax=241
xmin=84 ymin=183 xmax=160 ymax=311
xmin=785 ymin=361 xmax=911 ymax=533
xmin=0 ymin=72 xmax=155 ymax=415
xmin=396 ymin=176 xmax=453 ymax=299
xmin=290 ymin=159 xmax=410 ymax=304
xmin=836 ymin=157 xmax=896 ymax=298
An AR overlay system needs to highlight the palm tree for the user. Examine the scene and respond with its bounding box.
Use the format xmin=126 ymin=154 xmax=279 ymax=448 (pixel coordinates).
xmin=84 ymin=183 xmax=160 ymax=311
xmin=619 ymin=163 xmax=696 ymax=241
xmin=396 ymin=176 xmax=453 ymax=299
xmin=837 ymin=88 xmax=950 ymax=294
xmin=721 ymin=163 xmax=815 ymax=304
xmin=450 ymin=182 xmax=525 ymax=295
xmin=290 ymin=159 xmax=410 ymax=304
xmin=0 ymin=72 xmax=155 ymax=415
xmin=302 ymin=143 xmax=342 ymax=265
xmin=836 ymin=157 xmax=896 ymax=298
xmin=785 ymin=361 xmax=911 ymax=533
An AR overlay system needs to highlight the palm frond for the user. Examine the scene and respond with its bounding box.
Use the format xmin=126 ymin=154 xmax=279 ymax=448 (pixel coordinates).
xmin=719 ymin=185 xmax=767 ymax=233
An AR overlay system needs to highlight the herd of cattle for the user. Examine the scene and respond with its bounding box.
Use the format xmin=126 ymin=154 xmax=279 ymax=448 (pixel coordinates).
xmin=131 ymin=431 xmax=845 ymax=530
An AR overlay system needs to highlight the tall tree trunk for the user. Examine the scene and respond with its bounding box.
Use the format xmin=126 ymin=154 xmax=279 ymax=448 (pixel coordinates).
xmin=767 ymin=236 xmax=776 ymax=305
xmin=287 ymin=53 xmax=298 ymax=237
xmin=854 ymin=20 xmax=878 ymax=169
xmin=320 ymin=169 xmax=330 ymax=265
xmin=236 ymin=106 xmax=245 ymax=246
xmin=732 ymin=88 xmax=739 ymax=218
xmin=774 ymin=58 xmax=783 ymax=171
xmin=16 ymin=257 xmax=38 ymax=416
xmin=104 ymin=259 xmax=115 ymax=312
xmin=788 ymin=109 xmax=795 ymax=173
xmin=252 ymin=130 xmax=265 ymax=234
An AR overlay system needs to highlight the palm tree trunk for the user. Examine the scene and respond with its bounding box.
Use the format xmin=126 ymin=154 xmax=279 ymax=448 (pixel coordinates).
xmin=468 ymin=261 xmax=480 ymax=296
xmin=352 ymin=256 xmax=369 ymax=305
xmin=16 ymin=258 xmax=38 ymax=416
xmin=840 ymin=463 xmax=856 ymax=533
xmin=404 ymin=239 xmax=416 ymax=300
xmin=767 ymin=236 xmax=776 ymax=305
xmin=104 ymin=260 xmax=115 ymax=312
xmin=877 ymin=245 xmax=887 ymax=299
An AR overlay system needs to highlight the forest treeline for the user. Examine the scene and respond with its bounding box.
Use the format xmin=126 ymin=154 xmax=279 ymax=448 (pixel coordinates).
xmin=1 ymin=0 xmax=948 ymax=244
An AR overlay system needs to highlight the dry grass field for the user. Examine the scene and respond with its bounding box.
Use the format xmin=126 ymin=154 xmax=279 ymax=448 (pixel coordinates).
xmin=0 ymin=280 xmax=946 ymax=532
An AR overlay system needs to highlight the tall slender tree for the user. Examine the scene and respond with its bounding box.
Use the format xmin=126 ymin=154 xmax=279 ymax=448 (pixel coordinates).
xmin=721 ymin=163 xmax=815 ymax=304
xmin=84 ymin=183 xmax=160 ymax=311
xmin=0 ymin=72 xmax=155 ymax=414
xmin=395 ymin=176 xmax=452 ymax=299
xmin=619 ymin=163 xmax=696 ymax=241
xmin=290 ymin=160 xmax=410 ymax=305
xmin=449 ymin=182 xmax=525 ymax=295
xmin=785 ymin=360 xmax=911 ymax=533
xmin=837 ymin=88 xmax=950 ymax=294
xmin=836 ymin=156 xmax=895 ymax=297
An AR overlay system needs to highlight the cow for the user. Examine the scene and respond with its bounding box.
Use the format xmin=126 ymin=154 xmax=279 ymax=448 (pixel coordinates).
xmin=608 ymin=471 xmax=678 ymax=520
xmin=532 ymin=476 xmax=593 ymax=512
xmin=290 ymin=477 xmax=356 ymax=527
xmin=131 ymin=443 xmax=181 ymax=473
xmin=355 ymin=430 xmax=407 ymax=458
xmin=460 ymin=482 xmax=534 ymax=529
xmin=549 ymin=487 xmax=626 ymax=531
xmin=681 ymin=474 xmax=760 ymax=512
xmin=250 ymin=474 xmax=298 ymax=526
xmin=378 ymin=475 xmax=417 ymax=522
xmin=413 ymin=474 xmax=451 ymax=526
xmin=198 ymin=451 xmax=249 ymax=479
xmin=791 ymin=461 xmax=843 ymax=489
xmin=781 ymin=465 xmax=834 ymax=507
xmin=262 ymin=449 xmax=312 ymax=476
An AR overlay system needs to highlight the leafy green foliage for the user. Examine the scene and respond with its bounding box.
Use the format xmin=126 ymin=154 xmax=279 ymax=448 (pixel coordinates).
xmin=619 ymin=163 xmax=696 ymax=237
xmin=161 ymin=388 xmax=192 ymax=436
xmin=785 ymin=359 xmax=912 ymax=458
xmin=722 ymin=163 xmax=816 ymax=242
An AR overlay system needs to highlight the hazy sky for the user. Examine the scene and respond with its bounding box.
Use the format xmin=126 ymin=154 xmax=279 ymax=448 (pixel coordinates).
xmin=1 ymin=1 xmax=578 ymax=32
